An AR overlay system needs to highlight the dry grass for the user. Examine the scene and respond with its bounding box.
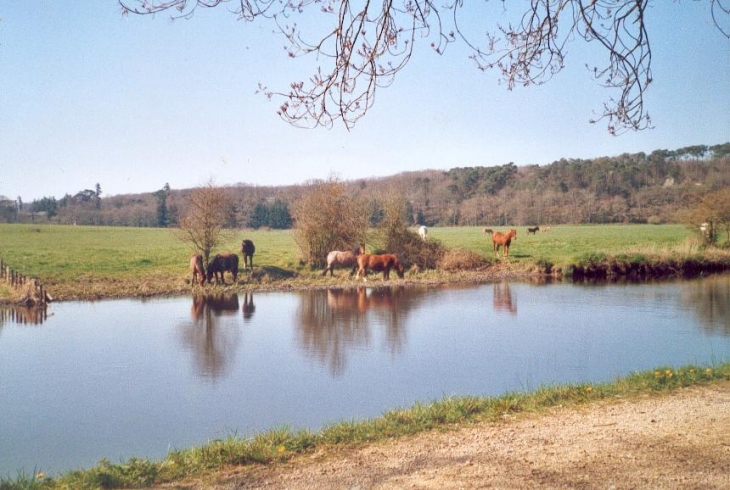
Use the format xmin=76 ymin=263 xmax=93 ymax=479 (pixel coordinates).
xmin=438 ymin=247 xmax=489 ymax=271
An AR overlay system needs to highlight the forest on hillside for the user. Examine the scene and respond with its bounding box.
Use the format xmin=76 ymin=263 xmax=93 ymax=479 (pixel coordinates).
xmin=4 ymin=143 xmax=729 ymax=228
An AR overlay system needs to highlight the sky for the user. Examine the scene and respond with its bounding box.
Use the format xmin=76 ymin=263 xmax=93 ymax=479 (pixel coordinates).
xmin=1 ymin=2 xmax=729 ymax=202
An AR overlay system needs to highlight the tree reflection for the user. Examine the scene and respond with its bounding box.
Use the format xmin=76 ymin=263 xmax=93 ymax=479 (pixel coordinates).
xmin=295 ymin=287 xmax=412 ymax=375
xmin=179 ymin=293 xmax=242 ymax=381
xmin=681 ymin=274 xmax=730 ymax=335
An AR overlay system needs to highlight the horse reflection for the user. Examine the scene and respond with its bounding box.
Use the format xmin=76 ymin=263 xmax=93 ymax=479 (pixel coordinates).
xmin=190 ymin=293 xmax=240 ymax=320
xmin=493 ymin=282 xmax=517 ymax=314
xmin=242 ymin=292 xmax=255 ymax=321
xmin=298 ymin=287 xmax=410 ymax=375
xmin=182 ymin=293 xmax=242 ymax=380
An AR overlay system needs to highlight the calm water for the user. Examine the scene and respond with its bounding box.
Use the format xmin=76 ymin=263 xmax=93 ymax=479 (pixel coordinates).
xmin=1 ymin=275 xmax=729 ymax=475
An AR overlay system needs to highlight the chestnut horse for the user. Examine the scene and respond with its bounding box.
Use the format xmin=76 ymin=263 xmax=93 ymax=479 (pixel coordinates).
xmin=190 ymin=254 xmax=206 ymax=286
xmin=492 ymin=229 xmax=517 ymax=258
xmin=356 ymin=253 xmax=405 ymax=281
xmin=322 ymin=244 xmax=365 ymax=277
xmin=241 ymin=239 xmax=255 ymax=270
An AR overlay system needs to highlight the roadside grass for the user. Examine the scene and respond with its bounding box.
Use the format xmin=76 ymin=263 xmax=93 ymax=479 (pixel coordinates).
xmin=1 ymin=223 xmax=727 ymax=301
xmin=3 ymin=362 xmax=728 ymax=490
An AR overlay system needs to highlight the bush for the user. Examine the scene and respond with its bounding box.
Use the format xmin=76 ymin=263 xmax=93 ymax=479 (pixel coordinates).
xmin=371 ymin=195 xmax=445 ymax=269
xmin=291 ymin=178 xmax=368 ymax=267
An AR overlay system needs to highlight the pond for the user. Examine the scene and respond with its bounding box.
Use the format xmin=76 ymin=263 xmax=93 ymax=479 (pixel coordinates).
xmin=1 ymin=274 xmax=729 ymax=476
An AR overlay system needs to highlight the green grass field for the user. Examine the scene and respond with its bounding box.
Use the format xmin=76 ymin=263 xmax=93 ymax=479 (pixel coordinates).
xmin=0 ymin=223 xmax=718 ymax=301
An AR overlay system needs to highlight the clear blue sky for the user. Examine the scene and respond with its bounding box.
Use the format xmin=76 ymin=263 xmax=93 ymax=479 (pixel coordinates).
xmin=1 ymin=2 xmax=728 ymax=202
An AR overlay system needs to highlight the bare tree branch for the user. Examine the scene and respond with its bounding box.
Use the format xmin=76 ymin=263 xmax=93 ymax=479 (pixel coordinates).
xmin=119 ymin=0 xmax=730 ymax=133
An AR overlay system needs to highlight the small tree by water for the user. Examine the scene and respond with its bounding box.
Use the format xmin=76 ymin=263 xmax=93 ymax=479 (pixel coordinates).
xmin=177 ymin=182 xmax=232 ymax=265
xmin=292 ymin=177 xmax=368 ymax=268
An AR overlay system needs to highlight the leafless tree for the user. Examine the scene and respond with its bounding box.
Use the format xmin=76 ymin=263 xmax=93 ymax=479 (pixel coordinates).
xmin=120 ymin=0 xmax=728 ymax=133
xmin=177 ymin=181 xmax=232 ymax=264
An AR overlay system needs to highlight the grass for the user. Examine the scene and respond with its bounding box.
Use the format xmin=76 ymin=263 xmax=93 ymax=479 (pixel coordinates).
xmin=0 ymin=223 xmax=726 ymax=301
xmin=2 ymin=362 xmax=728 ymax=490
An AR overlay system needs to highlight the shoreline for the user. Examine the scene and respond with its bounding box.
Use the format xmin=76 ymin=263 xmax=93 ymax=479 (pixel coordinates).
xmin=2 ymin=259 xmax=730 ymax=305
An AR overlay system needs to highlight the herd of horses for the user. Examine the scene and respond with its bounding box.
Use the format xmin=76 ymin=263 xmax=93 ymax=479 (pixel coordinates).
xmin=190 ymin=225 xmax=550 ymax=286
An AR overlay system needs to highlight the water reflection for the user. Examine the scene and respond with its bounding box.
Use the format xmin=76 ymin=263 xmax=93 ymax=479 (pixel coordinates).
xmin=493 ymin=282 xmax=517 ymax=314
xmin=0 ymin=305 xmax=49 ymax=326
xmin=242 ymin=291 xmax=255 ymax=322
xmin=681 ymin=274 xmax=730 ymax=335
xmin=295 ymin=287 xmax=413 ymax=375
xmin=3 ymin=276 xmax=730 ymax=477
xmin=179 ymin=293 xmax=242 ymax=380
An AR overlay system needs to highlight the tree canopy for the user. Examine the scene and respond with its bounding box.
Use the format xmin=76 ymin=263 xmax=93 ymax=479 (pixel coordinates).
xmin=120 ymin=0 xmax=729 ymax=133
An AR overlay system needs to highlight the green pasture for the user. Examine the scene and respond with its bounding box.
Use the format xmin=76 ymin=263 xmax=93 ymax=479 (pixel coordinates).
xmin=430 ymin=224 xmax=696 ymax=264
xmin=0 ymin=223 xmax=712 ymax=301
xmin=0 ymin=223 xmax=699 ymax=280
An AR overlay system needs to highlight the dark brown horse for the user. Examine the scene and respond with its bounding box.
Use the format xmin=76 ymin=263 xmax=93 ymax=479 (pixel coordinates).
xmin=492 ymin=229 xmax=517 ymax=258
xmin=206 ymin=253 xmax=239 ymax=284
xmin=527 ymin=226 xmax=540 ymax=235
xmin=322 ymin=244 xmax=365 ymax=277
xmin=190 ymin=254 xmax=206 ymax=286
xmin=241 ymin=239 xmax=255 ymax=270
xmin=356 ymin=253 xmax=405 ymax=281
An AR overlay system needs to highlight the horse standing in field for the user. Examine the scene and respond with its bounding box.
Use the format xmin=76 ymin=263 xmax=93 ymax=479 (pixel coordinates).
xmin=418 ymin=225 xmax=428 ymax=241
xmin=356 ymin=253 xmax=405 ymax=281
xmin=527 ymin=226 xmax=540 ymax=235
xmin=190 ymin=254 xmax=206 ymax=286
xmin=241 ymin=239 xmax=255 ymax=270
xmin=206 ymin=253 xmax=239 ymax=285
xmin=492 ymin=229 xmax=517 ymax=258
xmin=322 ymin=245 xmax=365 ymax=277
xmin=483 ymin=228 xmax=493 ymax=235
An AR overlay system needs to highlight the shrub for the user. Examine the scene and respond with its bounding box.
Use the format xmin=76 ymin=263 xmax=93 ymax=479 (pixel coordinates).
xmin=291 ymin=178 xmax=368 ymax=268
xmin=371 ymin=195 xmax=445 ymax=269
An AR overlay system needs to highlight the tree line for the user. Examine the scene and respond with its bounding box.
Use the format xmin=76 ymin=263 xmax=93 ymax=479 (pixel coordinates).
xmin=3 ymin=142 xmax=729 ymax=229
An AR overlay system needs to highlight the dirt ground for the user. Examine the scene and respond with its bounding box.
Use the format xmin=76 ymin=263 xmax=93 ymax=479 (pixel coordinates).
xmin=170 ymin=382 xmax=730 ymax=489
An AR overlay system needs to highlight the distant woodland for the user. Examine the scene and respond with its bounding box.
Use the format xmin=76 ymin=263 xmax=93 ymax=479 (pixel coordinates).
xmin=3 ymin=143 xmax=729 ymax=228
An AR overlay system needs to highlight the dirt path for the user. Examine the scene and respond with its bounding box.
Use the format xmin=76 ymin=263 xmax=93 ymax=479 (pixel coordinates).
xmin=173 ymin=382 xmax=730 ymax=489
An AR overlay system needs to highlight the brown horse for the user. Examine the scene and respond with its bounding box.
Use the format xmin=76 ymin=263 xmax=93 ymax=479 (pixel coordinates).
xmin=190 ymin=254 xmax=206 ymax=286
xmin=527 ymin=226 xmax=540 ymax=235
xmin=206 ymin=253 xmax=239 ymax=284
xmin=322 ymin=245 xmax=365 ymax=277
xmin=356 ymin=253 xmax=405 ymax=281
xmin=241 ymin=239 xmax=255 ymax=270
xmin=492 ymin=229 xmax=517 ymax=258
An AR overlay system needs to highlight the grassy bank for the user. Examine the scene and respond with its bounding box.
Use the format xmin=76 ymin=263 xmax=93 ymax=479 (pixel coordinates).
xmin=0 ymin=223 xmax=728 ymax=302
xmin=2 ymin=362 xmax=728 ymax=490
